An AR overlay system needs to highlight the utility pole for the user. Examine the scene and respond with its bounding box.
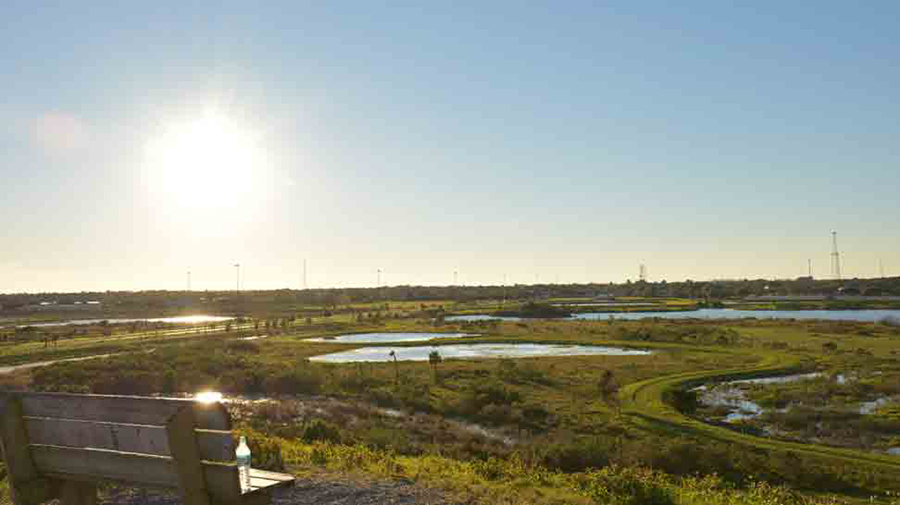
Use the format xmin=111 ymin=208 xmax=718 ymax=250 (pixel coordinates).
xmin=808 ymin=259 xmax=812 ymax=278
xmin=187 ymin=269 xmax=192 ymax=291
xmin=831 ymin=232 xmax=841 ymax=280
xmin=234 ymin=263 xmax=241 ymax=292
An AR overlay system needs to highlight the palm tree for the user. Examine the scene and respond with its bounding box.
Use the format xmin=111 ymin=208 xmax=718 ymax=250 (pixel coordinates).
xmin=428 ymin=350 xmax=442 ymax=381
xmin=389 ymin=350 xmax=399 ymax=382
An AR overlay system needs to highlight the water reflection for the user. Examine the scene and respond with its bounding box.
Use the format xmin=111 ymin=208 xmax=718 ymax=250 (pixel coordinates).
xmin=448 ymin=309 xmax=900 ymax=323
xmin=310 ymin=343 xmax=651 ymax=363
xmin=307 ymin=332 xmax=474 ymax=344
xmin=572 ymin=309 xmax=900 ymax=322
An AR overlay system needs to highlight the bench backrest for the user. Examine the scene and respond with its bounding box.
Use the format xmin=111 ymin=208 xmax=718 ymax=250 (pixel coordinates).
xmin=1 ymin=392 xmax=244 ymax=505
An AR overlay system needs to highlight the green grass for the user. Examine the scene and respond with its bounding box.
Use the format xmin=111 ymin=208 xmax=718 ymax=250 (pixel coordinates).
xmin=6 ymin=312 xmax=900 ymax=503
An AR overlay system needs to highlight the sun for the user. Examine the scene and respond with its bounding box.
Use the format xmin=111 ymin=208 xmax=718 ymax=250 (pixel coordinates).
xmin=143 ymin=111 xmax=263 ymax=213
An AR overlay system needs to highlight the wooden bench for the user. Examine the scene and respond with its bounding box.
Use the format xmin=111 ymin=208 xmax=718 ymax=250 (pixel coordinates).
xmin=0 ymin=392 xmax=294 ymax=505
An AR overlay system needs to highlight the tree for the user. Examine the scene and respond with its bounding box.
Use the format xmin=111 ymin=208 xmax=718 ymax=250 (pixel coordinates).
xmin=428 ymin=350 xmax=442 ymax=381
xmin=389 ymin=350 xmax=400 ymax=382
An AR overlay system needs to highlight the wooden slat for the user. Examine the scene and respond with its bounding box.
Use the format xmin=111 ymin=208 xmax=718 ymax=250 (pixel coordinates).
xmin=248 ymin=469 xmax=294 ymax=483
xmin=24 ymin=417 xmax=235 ymax=460
xmin=0 ymin=396 xmax=59 ymax=505
xmin=0 ymin=397 xmax=40 ymax=483
xmin=17 ymin=392 xmax=230 ymax=430
xmin=31 ymin=444 xmax=179 ymax=488
xmin=32 ymin=444 xmax=245 ymax=505
xmin=203 ymin=462 xmax=242 ymax=504
xmin=167 ymin=407 xmax=210 ymax=505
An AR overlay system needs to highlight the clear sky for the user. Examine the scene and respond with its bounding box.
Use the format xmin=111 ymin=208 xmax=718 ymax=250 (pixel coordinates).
xmin=2 ymin=1 xmax=898 ymax=292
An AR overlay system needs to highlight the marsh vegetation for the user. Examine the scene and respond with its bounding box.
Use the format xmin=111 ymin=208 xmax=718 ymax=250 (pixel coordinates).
xmin=4 ymin=299 xmax=900 ymax=503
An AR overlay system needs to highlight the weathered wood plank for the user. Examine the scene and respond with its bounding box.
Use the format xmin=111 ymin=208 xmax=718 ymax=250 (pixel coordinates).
xmin=0 ymin=396 xmax=39 ymax=481
xmin=247 ymin=469 xmax=294 ymax=493
xmin=59 ymin=480 xmax=97 ymax=505
xmin=24 ymin=417 xmax=234 ymax=460
xmin=204 ymin=465 xmax=292 ymax=503
xmin=203 ymin=461 xmax=242 ymax=504
xmin=17 ymin=393 xmax=230 ymax=430
xmin=32 ymin=445 xmax=247 ymax=504
xmin=248 ymin=469 xmax=294 ymax=483
xmin=0 ymin=396 xmax=59 ymax=505
xmin=167 ymin=407 xmax=211 ymax=505
xmin=31 ymin=444 xmax=179 ymax=488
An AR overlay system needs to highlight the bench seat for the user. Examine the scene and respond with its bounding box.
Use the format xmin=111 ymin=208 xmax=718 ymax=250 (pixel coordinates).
xmin=0 ymin=392 xmax=294 ymax=505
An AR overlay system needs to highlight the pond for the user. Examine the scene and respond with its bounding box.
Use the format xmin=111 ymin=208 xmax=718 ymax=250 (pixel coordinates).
xmin=693 ymin=373 xmax=822 ymax=422
xmin=445 ymin=315 xmax=523 ymax=322
xmin=309 ymin=343 xmax=651 ymax=363
xmin=696 ymin=372 xmax=899 ymax=422
xmin=18 ymin=315 xmax=233 ymax=327
xmin=307 ymin=332 xmax=475 ymax=344
xmin=448 ymin=309 xmax=900 ymax=323
xmin=573 ymin=309 xmax=900 ymax=322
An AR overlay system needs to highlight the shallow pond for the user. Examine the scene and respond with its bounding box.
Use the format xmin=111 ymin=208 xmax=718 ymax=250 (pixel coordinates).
xmin=309 ymin=343 xmax=651 ymax=363
xmin=445 ymin=315 xmax=522 ymax=322
xmin=695 ymin=372 xmax=823 ymax=422
xmin=698 ymin=372 xmax=899 ymax=423
xmin=307 ymin=332 xmax=474 ymax=344
xmin=573 ymin=309 xmax=900 ymax=322
xmin=448 ymin=309 xmax=900 ymax=323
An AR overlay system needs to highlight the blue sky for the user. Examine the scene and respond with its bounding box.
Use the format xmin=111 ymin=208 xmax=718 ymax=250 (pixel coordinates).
xmin=1 ymin=1 xmax=898 ymax=292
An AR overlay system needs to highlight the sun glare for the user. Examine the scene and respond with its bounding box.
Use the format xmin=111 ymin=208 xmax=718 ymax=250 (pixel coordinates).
xmin=194 ymin=391 xmax=223 ymax=404
xmin=143 ymin=111 xmax=263 ymax=213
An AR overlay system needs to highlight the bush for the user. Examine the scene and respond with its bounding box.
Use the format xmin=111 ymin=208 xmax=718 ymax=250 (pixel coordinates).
xmin=573 ymin=465 xmax=675 ymax=505
xmin=302 ymin=420 xmax=342 ymax=444
xmin=663 ymin=389 xmax=698 ymax=414
xmin=262 ymin=366 xmax=322 ymax=395
xmin=226 ymin=340 xmax=260 ymax=353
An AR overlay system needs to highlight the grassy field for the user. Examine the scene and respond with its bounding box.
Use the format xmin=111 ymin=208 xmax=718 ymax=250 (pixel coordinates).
xmin=3 ymin=306 xmax=900 ymax=504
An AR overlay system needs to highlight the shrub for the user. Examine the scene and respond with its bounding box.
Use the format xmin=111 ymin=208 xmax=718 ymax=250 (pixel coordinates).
xmin=262 ymin=366 xmax=322 ymax=395
xmin=302 ymin=420 xmax=342 ymax=444
xmin=226 ymin=340 xmax=260 ymax=353
xmin=573 ymin=465 xmax=675 ymax=505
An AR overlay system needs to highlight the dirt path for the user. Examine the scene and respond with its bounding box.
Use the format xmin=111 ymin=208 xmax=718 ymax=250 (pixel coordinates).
xmin=0 ymin=352 xmax=121 ymax=375
xmin=99 ymin=475 xmax=458 ymax=505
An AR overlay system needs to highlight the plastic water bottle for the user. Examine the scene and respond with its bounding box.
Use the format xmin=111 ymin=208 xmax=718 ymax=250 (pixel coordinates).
xmin=236 ymin=436 xmax=251 ymax=492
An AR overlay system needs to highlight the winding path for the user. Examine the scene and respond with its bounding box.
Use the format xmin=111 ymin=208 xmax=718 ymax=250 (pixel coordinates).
xmin=620 ymin=349 xmax=900 ymax=475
